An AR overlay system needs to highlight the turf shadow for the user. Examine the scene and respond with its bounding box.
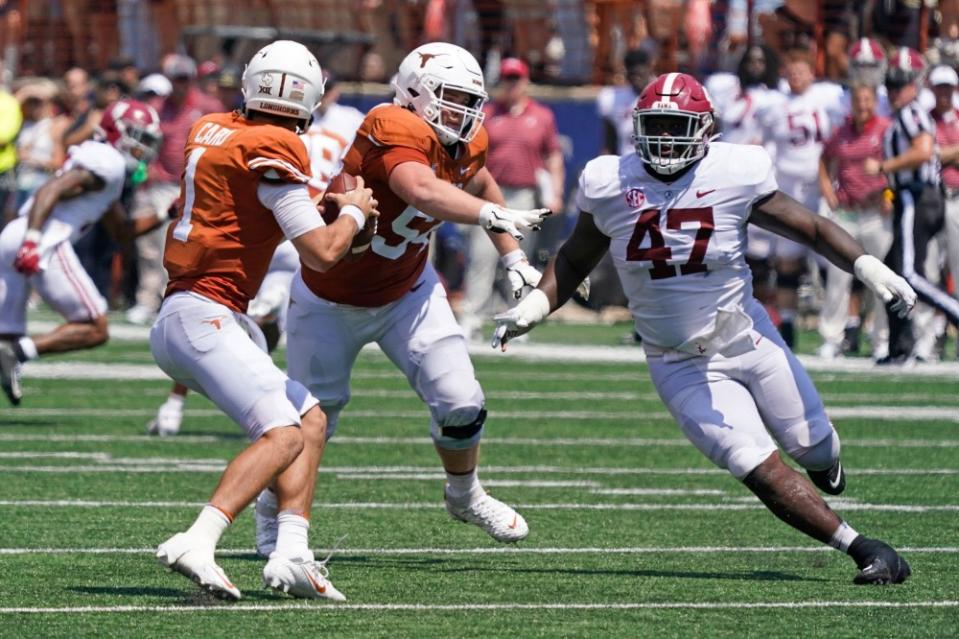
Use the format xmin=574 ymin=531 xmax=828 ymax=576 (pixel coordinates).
xmin=334 ymin=557 xmax=823 ymax=582
xmin=69 ymin=585 xmax=277 ymax=603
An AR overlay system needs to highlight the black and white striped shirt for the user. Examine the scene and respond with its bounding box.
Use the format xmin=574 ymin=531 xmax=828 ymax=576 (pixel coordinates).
xmin=884 ymin=101 xmax=940 ymax=189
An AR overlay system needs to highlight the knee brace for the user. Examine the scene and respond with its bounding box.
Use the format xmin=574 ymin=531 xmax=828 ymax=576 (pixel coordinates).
xmin=789 ymin=430 xmax=841 ymax=471
xmin=431 ymin=406 xmax=486 ymax=450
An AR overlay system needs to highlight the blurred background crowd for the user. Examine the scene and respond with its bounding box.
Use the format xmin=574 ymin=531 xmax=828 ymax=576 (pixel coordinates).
xmin=3 ymin=0 xmax=959 ymax=363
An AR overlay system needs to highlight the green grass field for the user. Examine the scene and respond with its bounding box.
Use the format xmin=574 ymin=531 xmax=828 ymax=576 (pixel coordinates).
xmin=0 ymin=315 xmax=957 ymax=638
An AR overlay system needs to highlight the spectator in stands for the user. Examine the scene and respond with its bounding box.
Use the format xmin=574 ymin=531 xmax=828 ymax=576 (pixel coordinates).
xmin=930 ymin=65 xmax=959 ymax=354
xmin=817 ymin=84 xmax=893 ymax=359
xmin=136 ymin=73 xmax=172 ymax=112
xmin=0 ymin=86 xmax=22 ymax=225
xmin=126 ymin=54 xmax=223 ymax=325
xmin=108 ymin=56 xmax=141 ymax=94
xmin=215 ymin=68 xmax=243 ymax=111
xmin=458 ymin=57 xmax=563 ymax=341
xmin=597 ymin=48 xmax=655 ymax=156
xmin=13 ymin=88 xmax=58 ymax=212
xmin=197 ymin=60 xmax=220 ymax=99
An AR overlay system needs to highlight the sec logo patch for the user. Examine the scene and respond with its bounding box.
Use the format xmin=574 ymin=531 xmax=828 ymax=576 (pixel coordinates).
xmin=625 ymin=188 xmax=645 ymax=208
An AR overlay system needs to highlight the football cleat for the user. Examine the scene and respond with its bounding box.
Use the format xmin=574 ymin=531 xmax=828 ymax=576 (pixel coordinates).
xmin=445 ymin=488 xmax=529 ymax=543
xmin=146 ymin=400 xmax=183 ymax=437
xmin=156 ymin=532 xmax=241 ymax=600
xmin=254 ymin=491 xmax=278 ymax=559
xmin=850 ymin=537 xmax=911 ymax=585
xmin=262 ymin=555 xmax=346 ymax=601
xmin=807 ymin=460 xmax=846 ymax=495
xmin=0 ymin=341 xmax=22 ymax=406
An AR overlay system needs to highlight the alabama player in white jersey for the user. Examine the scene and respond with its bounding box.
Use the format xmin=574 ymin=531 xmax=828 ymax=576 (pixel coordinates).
xmin=494 ymin=73 xmax=916 ymax=585
xmin=755 ymin=50 xmax=836 ymax=347
xmin=146 ymin=74 xmax=365 ymax=437
xmin=0 ymin=100 xmax=165 ymax=405
xmin=706 ymin=45 xmax=779 ymax=146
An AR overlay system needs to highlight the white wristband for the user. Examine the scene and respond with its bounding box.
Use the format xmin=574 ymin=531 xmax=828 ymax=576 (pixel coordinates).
xmin=518 ymin=288 xmax=551 ymax=324
xmin=23 ymin=229 xmax=42 ymax=244
xmin=339 ymin=205 xmax=365 ymax=232
xmin=499 ymin=249 xmax=527 ymax=269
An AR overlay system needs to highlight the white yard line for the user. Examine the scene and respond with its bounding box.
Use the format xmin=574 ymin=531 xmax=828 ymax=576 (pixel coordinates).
xmin=0 ymin=435 xmax=957 ymax=449
xmin=19 ymin=351 xmax=959 ymax=380
xmin=0 ymin=546 xmax=955 ymax=556
xmin=6 ymin=405 xmax=959 ymax=423
xmin=0 ymin=456 xmax=954 ymax=476
xmin=0 ymin=499 xmax=954 ymax=512
xmin=0 ymin=601 xmax=956 ymax=614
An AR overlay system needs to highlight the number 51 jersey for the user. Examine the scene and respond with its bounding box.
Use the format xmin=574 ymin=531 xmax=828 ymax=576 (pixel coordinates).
xmin=575 ymin=142 xmax=778 ymax=351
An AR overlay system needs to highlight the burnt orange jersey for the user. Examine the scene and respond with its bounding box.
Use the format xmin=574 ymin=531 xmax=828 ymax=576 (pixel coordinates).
xmin=301 ymin=104 xmax=487 ymax=307
xmin=163 ymin=111 xmax=314 ymax=313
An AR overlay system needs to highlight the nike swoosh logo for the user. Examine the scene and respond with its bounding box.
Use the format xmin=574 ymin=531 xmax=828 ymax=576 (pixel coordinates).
xmin=304 ymin=569 xmax=327 ymax=594
xmin=410 ymin=281 xmax=425 ymax=292
xmin=508 ymin=514 xmax=518 ymax=529
xmin=828 ymin=462 xmax=843 ymax=490
xmin=696 ymin=189 xmax=716 ymax=198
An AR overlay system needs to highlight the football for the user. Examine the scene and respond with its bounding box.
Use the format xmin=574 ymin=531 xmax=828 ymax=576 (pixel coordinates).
xmin=322 ymin=172 xmax=375 ymax=255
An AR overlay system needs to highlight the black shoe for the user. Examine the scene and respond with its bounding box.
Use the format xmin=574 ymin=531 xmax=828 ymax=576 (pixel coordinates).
xmin=0 ymin=341 xmax=22 ymax=406
xmin=841 ymin=325 xmax=860 ymax=355
xmin=807 ymin=460 xmax=845 ymax=495
xmin=779 ymin=320 xmax=795 ymax=348
xmin=848 ymin=537 xmax=911 ymax=585
xmin=875 ymin=353 xmax=910 ymax=366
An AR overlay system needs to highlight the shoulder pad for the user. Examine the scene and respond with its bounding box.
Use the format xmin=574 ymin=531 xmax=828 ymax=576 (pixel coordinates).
xmin=363 ymin=105 xmax=435 ymax=150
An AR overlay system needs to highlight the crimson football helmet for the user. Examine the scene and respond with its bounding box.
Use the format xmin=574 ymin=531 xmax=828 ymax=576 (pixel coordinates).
xmin=885 ymin=47 xmax=926 ymax=89
xmin=848 ymin=38 xmax=887 ymax=87
xmin=633 ymin=73 xmax=715 ymax=175
xmin=97 ymin=99 xmax=162 ymax=173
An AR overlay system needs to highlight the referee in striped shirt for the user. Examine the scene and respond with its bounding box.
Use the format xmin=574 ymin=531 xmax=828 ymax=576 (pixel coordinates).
xmin=864 ymin=47 xmax=959 ymax=364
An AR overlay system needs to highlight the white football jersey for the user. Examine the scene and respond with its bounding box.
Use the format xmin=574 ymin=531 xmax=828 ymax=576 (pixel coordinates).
xmin=18 ymin=140 xmax=126 ymax=255
xmin=759 ymin=89 xmax=832 ymax=181
xmin=716 ymin=86 xmax=776 ymax=146
xmin=575 ymin=143 xmax=778 ymax=351
xmin=300 ymin=102 xmax=364 ymax=193
xmin=596 ymin=85 xmax=640 ymax=156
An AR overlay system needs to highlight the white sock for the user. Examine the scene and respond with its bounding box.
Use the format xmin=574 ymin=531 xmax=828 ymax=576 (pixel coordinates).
xmin=163 ymin=393 xmax=185 ymax=411
xmin=17 ymin=337 xmax=38 ymax=361
xmin=445 ymin=468 xmax=481 ymax=501
xmin=828 ymin=521 xmax=859 ymax=552
xmin=185 ymin=505 xmax=232 ymax=552
xmin=274 ymin=511 xmax=311 ymax=561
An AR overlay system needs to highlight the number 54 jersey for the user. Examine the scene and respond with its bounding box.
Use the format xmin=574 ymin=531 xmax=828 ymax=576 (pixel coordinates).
xmin=301 ymin=104 xmax=487 ymax=307
xmin=575 ymin=142 xmax=778 ymax=352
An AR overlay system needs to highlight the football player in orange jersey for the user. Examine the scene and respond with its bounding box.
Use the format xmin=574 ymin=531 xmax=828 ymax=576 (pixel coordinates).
xmin=259 ymin=43 xmax=550 ymax=555
xmin=151 ymin=40 xmax=377 ymax=602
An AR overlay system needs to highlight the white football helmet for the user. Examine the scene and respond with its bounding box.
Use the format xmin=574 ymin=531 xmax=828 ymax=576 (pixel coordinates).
xmin=392 ymin=42 xmax=488 ymax=145
xmin=242 ymin=40 xmax=325 ymax=128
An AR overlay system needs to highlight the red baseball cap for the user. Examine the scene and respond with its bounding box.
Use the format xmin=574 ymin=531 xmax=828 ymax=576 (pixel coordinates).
xmin=500 ymin=58 xmax=529 ymax=79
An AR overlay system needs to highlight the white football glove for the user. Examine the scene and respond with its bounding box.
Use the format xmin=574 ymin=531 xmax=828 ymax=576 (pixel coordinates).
xmin=853 ymin=255 xmax=917 ymax=319
xmin=478 ymin=202 xmax=551 ymax=241
xmin=491 ymin=289 xmax=551 ymax=350
xmin=501 ymin=250 xmax=542 ymax=299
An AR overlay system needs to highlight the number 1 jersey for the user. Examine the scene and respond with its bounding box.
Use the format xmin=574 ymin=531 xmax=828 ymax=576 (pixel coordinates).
xmin=575 ymin=143 xmax=778 ymax=349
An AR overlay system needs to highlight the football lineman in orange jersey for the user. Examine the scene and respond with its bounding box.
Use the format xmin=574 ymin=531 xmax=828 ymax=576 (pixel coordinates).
xmin=151 ymin=40 xmax=376 ymax=601
xmin=261 ymin=42 xmax=549 ymax=553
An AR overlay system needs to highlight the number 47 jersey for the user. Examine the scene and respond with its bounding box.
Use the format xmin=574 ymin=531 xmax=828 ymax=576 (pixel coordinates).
xmin=575 ymin=142 xmax=778 ymax=352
